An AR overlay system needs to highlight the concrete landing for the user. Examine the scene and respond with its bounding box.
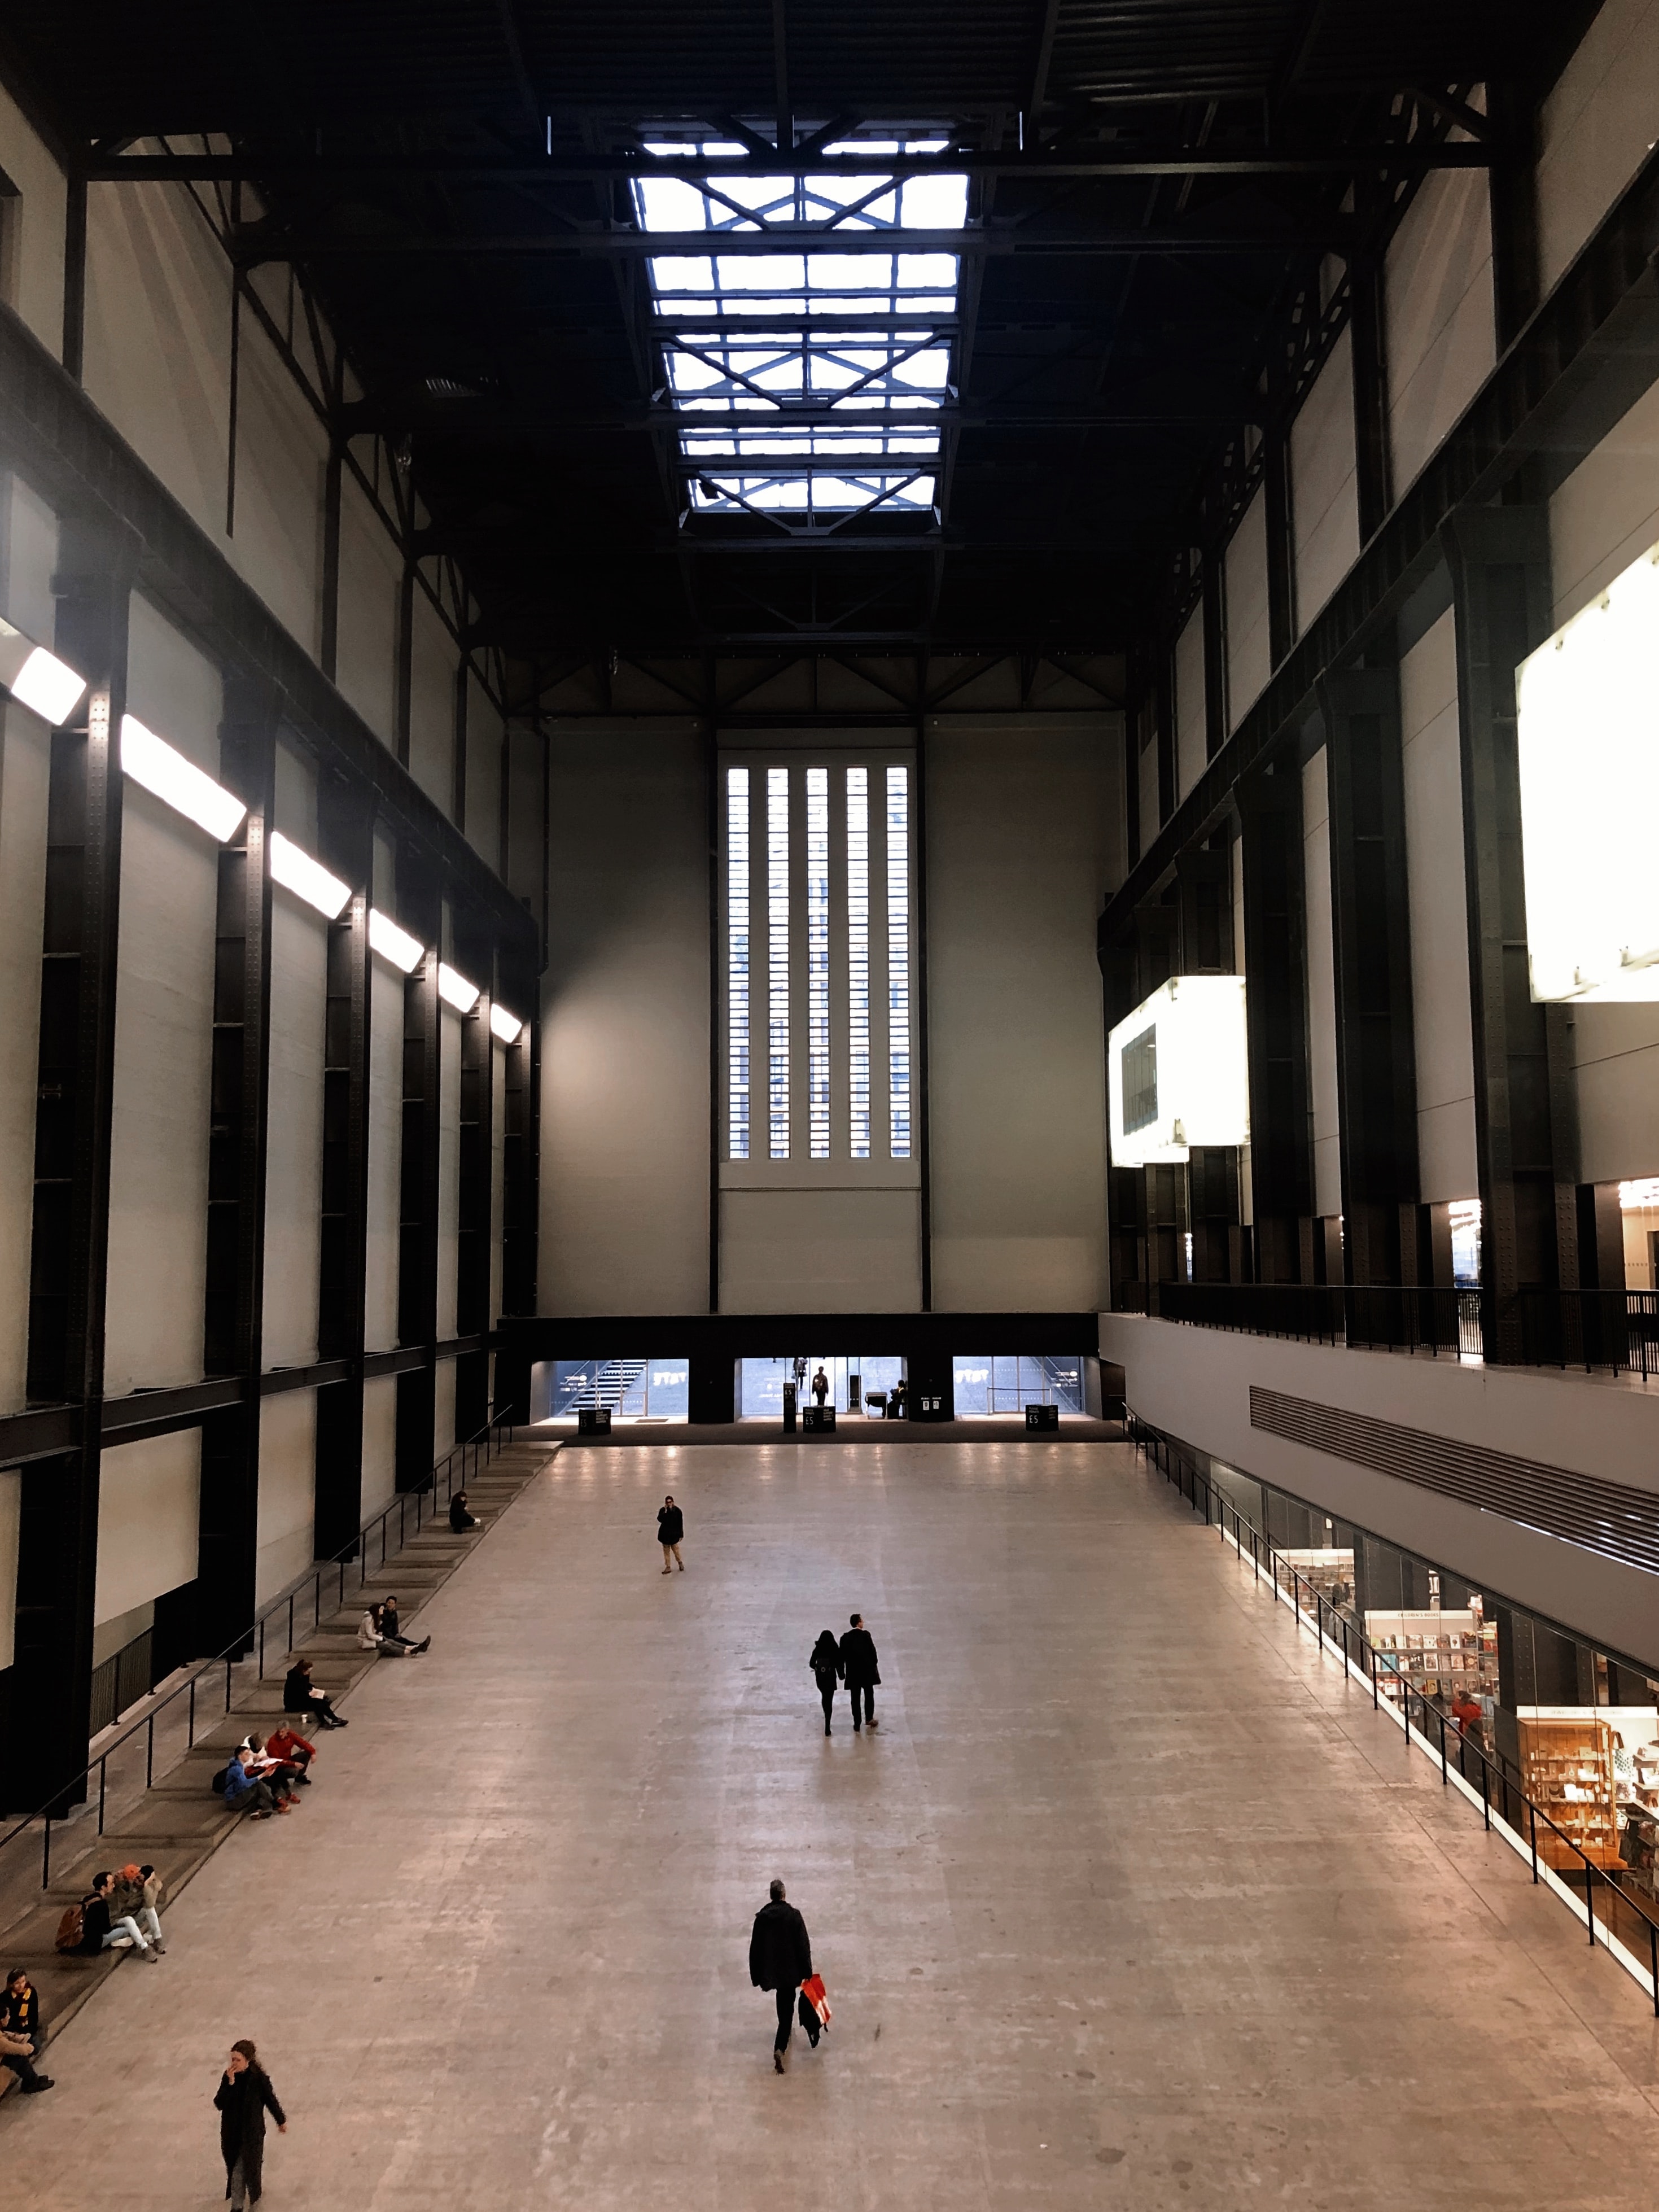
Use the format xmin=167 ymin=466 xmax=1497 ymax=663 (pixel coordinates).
xmin=10 ymin=1437 xmax=1659 ymax=2209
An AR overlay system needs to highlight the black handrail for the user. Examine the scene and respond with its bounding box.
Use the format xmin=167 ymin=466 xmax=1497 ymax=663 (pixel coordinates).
xmin=1127 ymin=1411 xmax=1659 ymax=2014
xmin=1152 ymin=1280 xmax=1481 ymax=1357
xmin=0 ymin=1413 xmax=516 ymax=1890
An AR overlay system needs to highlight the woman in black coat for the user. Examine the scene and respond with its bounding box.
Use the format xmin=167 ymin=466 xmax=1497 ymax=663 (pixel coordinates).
xmin=809 ymin=1629 xmax=843 ymax=1736
xmin=215 ymin=2040 xmax=286 ymax=2207
xmin=657 ymin=1494 xmax=685 ymax=1573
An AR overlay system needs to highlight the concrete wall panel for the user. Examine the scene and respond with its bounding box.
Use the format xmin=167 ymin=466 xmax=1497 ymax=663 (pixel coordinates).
xmin=1538 ymin=0 xmax=1659 ymax=291
xmin=1385 ymin=163 xmax=1495 ymax=497
xmin=1224 ymin=488 xmax=1271 ymax=727
xmin=256 ymin=1387 xmax=316 ymax=1602
xmin=94 ymin=1431 xmax=200 ymax=1626
xmin=1291 ymin=329 xmax=1360 ymax=625
xmin=1302 ymin=748 xmax=1341 ymax=1217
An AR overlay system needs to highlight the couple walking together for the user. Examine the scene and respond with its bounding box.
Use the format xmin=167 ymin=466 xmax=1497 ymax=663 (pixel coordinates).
xmin=810 ymin=1614 xmax=879 ymax=1735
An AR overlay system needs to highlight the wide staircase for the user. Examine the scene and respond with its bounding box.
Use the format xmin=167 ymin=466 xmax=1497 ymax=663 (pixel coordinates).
xmin=567 ymin=1358 xmax=648 ymax=1414
xmin=0 ymin=1431 xmax=557 ymax=2097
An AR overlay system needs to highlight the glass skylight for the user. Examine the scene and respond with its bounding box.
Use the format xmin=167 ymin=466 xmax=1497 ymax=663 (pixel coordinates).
xmin=635 ymin=141 xmax=965 ymax=521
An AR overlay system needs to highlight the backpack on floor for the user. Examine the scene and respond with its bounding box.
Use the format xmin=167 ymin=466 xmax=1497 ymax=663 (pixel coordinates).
xmin=211 ymin=1767 xmax=229 ymax=1796
xmin=54 ymin=1902 xmax=85 ymax=1952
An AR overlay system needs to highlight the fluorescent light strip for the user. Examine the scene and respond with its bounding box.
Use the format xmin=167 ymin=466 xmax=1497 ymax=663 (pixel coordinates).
xmin=268 ymin=831 xmax=351 ymax=920
xmin=489 ymin=1003 xmax=523 ymax=1044
xmin=438 ymin=963 xmax=479 ymax=1013
xmin=367 ymin=907 xmax=424 ymax=973
xmin=120 ymin=715 xmax=247 ymax=841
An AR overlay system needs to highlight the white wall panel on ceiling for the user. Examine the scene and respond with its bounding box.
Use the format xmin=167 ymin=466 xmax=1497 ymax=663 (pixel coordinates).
xmin=1302 ymin=747 xmax=1341 ymax=1218
xmin=2 ymin=471 xmax=58 ymax=643
xmin=0 ymin=700 xmax=49 ymax=1415
xmin=1137 ymin=725 xmax=1160 ymax=859
xmin=1384 ymin=159 xmax=1495 ymax=498
xmin=465 ymin=665 xmax=504 ymax=875
xmin=407 ymin=584 xmax=456 ymax=815
xmin=541 ymin=722 xmax=710 ymax=1315
xmin=1537 ymin=0 xmax=1659 ymax=292
xmin=364 ymin=961 xmax=404 ymax=1353
xmin=1174 ymin=606 xmax=1207 ymax=801
xmin=95 ymin=1431 xmax=200 ymax=1626
xmin=1549 ymin=379 xmax=1659 ymax=626
xmin=334 ymin=467 xmax=400 ymax=748
xmin=436 ymin=1005 xmax=461 ymax=1341
xmin=104 ymin=600 xmax=223 ymax=1396
xmin=0 ymin=1471 xmax=17 ymax=1671
xmin=1224 ymin=488 xmax=1271 ymax=727
xmin=262 ymin=895 xmax=326 ymax=1368
xmin=1399 ymin=611 xmax=1477 ymax=1204
xmin=256 ymin=1389 xmax=316 ymax=1603
xmin=927 ymin=716 xmax=1116 ymax=1312
xmin=1290 ymin=328 xmax=1360 ymax=626
xmin=361 ymin=1373 xmax=397 ymax=1520
xmin=83 ymin=182 xmax=231 ymax=546
xmin=434 ymin=1356 xmax=456 ymax=1463
xmin=0 ymin=84 xmax=68 ymax=356
xmin=229 ymin=312 xmax=329 ymax=659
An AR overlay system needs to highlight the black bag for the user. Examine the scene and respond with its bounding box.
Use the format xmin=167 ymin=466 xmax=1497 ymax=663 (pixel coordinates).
xmin=211 ymin=1767 xmax=229 ymax=1796
xmin=797 ymin=1987 xmax=821 ymax=2045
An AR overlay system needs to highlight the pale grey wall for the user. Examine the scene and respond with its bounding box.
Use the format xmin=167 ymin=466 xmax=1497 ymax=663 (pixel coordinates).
xmin=1302 ymin=747 xmax=1342 ymax=1217
xmin=540 ymin=722 xmax=711 ymax=1316
xmin=1399 ymin=610 xmax=1477 ymax=1203
xmin=926 ymin=715 xmax=1120 ymax=1313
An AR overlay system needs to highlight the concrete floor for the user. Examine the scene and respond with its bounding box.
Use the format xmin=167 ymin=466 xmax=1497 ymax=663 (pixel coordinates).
xmin=12 ymin=1439 xmax=1659 ymax=2210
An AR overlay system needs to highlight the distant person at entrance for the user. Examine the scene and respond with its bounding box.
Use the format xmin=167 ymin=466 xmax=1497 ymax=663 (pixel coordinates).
xmin=810 ymin=1629 xmax=843 ymax=1735
xmin=658 ymin=1494 xmax=685 ymax=1572
xmin=749 ymin=1878 xmax=815 ymax=2073
xmin=812 ymin=1366 xmax=830 ymax=1407
xmin=840 ymin=1614 xmax=880 ymax=1731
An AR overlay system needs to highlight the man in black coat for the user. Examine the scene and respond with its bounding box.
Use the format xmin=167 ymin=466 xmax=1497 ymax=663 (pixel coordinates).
xmin=748 ymin=1879 xmax=813 ymax=2072
xmin=839 ymin=1613 xmax=880 ymax=1732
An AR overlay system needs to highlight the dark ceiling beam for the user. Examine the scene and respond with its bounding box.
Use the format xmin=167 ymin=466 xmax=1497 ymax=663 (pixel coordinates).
xmin=234 ymin=221 xmax=1352 ymax=264
xmin=84 ymin=145 xmax=1492 ymax=184
xmin=374 ymin=404 xmax=1256 ymax=438
xmin=1027 ymin=0 xmax=1062 ymax=123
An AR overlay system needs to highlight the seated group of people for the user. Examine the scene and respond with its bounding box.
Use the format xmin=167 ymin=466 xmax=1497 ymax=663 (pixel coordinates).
xmin=356 ymin=1594 xmax=431 ymax=1659
xmin=220 ymin=1728 xmax=318 ymax=1820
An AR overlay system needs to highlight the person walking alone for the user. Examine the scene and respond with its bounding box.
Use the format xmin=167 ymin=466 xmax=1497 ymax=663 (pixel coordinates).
xmin=809 ymin=1630 xmax=843 ymax=1736
xmin=748 ymin=1879 xmax=814 ymax=2073
xmin=215 ymin=2039 xmax=287 ymax=2208
xmin=657 ymin=1494 xmax=685 ymax=1573
xmin=839 ymin=1614 xmax=881 ymax=1732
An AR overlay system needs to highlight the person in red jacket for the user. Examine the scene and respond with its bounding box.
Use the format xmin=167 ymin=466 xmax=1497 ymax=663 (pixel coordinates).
xmin=263 ymin=1723 xmax=317 ymax=1786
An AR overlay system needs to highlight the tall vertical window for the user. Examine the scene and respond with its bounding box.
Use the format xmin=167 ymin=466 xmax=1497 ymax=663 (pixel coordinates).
xmin=886 ymin=766 xmax=911 ymax=1158
xmin=847 ymin=767 xmax=870 ymax=1159
xmin=726 ymin=768 xmax=750 ymax=1159
xmin=767 ymin=767 xmax=790 ymax=1158
xmin=806 ymin=767 xmax=830 ymax=1159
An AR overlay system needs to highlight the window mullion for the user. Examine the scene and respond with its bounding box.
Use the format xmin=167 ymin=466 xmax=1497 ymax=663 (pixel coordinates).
xmin=869 ymin=767 xmax=891 ymax=1161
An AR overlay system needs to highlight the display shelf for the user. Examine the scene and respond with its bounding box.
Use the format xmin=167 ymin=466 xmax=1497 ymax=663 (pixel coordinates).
xmin=1516 ymin=1715 xmax=1619 ymax=1869
xmin=1277 ymin=1549 xmax=1356 ymax=1618
xmin=1363 ymin=1608 xmax=1499 ymax=1707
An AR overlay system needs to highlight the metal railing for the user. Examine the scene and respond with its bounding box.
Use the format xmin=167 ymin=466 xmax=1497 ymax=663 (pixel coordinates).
xmin=1152 ymin=1280 xmax=1482 ymax=1356
xmin=0 ymin=1414 xmax=515 ymax=1891
xmin=1128 ymin=1412 xmax=1659 ymax=2013
xmin=1518 ymin=1288 xmax=1659 ymax=1378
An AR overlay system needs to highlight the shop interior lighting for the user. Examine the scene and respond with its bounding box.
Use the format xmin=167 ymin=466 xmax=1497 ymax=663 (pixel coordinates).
xmin=0 ymin=619 xmax=87 ymax=725
xmin=489 ymin=1003 xmax=523 ymax=1044
xmin=268 ymin=831 xmax=351 ymax=920
xmin=437 ymin=963 xmax=480 ymax=1014
xmin=1517 ymin=538 xmax=1659 ymax=1001
xmin=1106 ymin=974 xmax=1250 ymax=1169
xmin=367 ymin=907 xmax=424 ymax=973
xmin=119 ymin=714 xmax=247 ymax=842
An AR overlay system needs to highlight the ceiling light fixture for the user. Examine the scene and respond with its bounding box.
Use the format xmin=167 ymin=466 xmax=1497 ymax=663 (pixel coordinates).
xmin=120 ymin=714 xmax=247 ymax=841
xmin=0 ymin=620 xmax=88 ymax=726
xmin=269 ymin=830 xmax=351 ymax=920
xmin=437 ymin=963 xmax=480 ymax=1014
xmin=367 ymin=907 xmax=424 ymax=973
xmin=489 ymin=1003 xmax=523 ymax=1043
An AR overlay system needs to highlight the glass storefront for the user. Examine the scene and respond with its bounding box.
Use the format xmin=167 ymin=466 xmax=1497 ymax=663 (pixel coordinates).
xmin=536 ymin=1358 xmax=689 ymax=1421
xmin=737 ymin=1356 xmax=905 ymax=1417
xmin=951 ymin=1355 xmax=1084 ymax=1413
